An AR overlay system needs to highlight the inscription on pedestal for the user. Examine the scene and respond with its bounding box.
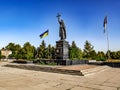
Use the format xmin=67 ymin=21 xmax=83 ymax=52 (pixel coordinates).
xmin=56 ymin=40 xmax=69 ymax=60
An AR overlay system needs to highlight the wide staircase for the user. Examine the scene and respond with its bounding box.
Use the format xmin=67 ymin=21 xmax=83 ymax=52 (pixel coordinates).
xmin=81 ymin=65 xmax=111 ymax=76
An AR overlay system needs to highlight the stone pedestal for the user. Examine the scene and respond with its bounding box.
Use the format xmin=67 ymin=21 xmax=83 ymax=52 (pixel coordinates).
xmin=56 ymin=40 xmax=69 ymax=60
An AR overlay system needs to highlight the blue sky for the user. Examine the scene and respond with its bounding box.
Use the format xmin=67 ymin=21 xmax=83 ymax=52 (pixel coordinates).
xmin=0 ymin=0 xmax=120 ymax=52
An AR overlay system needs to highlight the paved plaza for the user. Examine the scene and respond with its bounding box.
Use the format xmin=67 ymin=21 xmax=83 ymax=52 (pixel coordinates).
xmin=0 ymin=62 xmax=120 ymax=90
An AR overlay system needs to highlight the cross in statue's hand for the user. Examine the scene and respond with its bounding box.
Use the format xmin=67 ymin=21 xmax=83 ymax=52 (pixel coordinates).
xmin=57 ymin=13 xmax=61 ymax=18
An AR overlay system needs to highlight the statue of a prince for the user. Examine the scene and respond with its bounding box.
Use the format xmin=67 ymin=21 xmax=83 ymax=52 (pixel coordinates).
xmin=57 ymin=13 xmax=66 ymax=40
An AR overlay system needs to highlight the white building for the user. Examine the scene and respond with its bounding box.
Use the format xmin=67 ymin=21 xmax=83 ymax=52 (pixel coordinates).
xmin=1 ymin=49 xmax=12 ymax=61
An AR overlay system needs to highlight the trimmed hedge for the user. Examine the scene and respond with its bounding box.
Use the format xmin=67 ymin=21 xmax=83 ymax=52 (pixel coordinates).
xmin=12 ymin=60 xmax=27 ymax=64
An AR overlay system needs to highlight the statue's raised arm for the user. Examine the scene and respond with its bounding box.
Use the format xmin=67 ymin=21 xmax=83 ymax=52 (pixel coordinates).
xmin=57 ymin=13 xmax=61 ymax=24
xmin=56 ymin=13 xmax=66 ymax=40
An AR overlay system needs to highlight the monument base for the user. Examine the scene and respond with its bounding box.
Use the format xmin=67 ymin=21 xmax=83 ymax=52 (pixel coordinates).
xmin=56 ymin=60 xmax=88 ymax=65
xmin=55 ymin=40 xmax=69 ymax=60
xmin=33 ymin=59 xmax=89 ymax=66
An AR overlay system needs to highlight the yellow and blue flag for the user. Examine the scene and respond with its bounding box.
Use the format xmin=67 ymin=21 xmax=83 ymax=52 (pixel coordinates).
xmin=40 ymin=30 xmax=49 ymax=38
xmin=103 ymin=16 xmax=107 ymax=33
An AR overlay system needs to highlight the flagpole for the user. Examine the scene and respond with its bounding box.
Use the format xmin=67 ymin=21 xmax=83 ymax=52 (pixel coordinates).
xmin=48 ymin=30 xmax=50 ymax=60
xmin=103 ymin=16 xmax=110 ymax=60
xmin=47 ymin=29 xmax=50 ymax=60
xmin=106 ymin=26 xmax=110 ymax=60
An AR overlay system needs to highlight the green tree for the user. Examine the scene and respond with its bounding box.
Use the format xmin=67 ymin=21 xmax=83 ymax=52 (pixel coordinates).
xmin=90 ymin=50 xmax=97 ymax=59
xmin=5 ymin=43 xmax=15 ymax=50
xmin=0 ymin=50 xmax=1 ymax=59
xmin=5 ymin=43 xmax=25 ymax=59
xmin=5 ymin=42 xmax=16 ymax=58
xmin=83 ymin=40 xmax=94 ymax=59
xmin=110 ymin=51 xmax=120 ymax=59
xmin=14 ymin=44 xmax=22 ymax=59
xmin=46 ymin=44 xmax=52 ymax=59
xmin=33 ymin=46 xmax=37 ymax=59
xmin=51 ymin=46 xmax=55 ymax=59
xmin=110 ymin=51 xmax=117 ymax=59
xmin=116 ymin=51 xmax=120 ymax=59
xmin=97 ymin=51 xmax=106 ymax=61
xmin=38 ymin=40 xmax=47 ymax=59
xmin=69 ymin=41 xmax=82 ymax=60
xmin=22 ymin=42 xmax=35 ymax=60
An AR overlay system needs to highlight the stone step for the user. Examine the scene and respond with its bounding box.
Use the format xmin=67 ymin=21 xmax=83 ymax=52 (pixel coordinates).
xmin=82 ymin=65 xmax=108 ymax=73
xmin=81 ymin=65 xmax=110 ymax=76
xmin=4 ymin=64 xmax=84 ymax=76
xmin=4 ymin=63 xmax=111 ymax=76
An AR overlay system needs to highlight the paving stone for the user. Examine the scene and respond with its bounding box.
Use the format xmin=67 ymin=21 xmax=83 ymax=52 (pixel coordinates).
xmin=71 ymin=86 xmax=93 ymax=90
xmin=0 ymin=62 xmax=120 ymax=90
xmin=0 ymin=87 xmax=8 ymax=90
xmin=102 ymin=82 xmax=120 ymax=88
xmin=97 ymin=86 xmax=117 ymax=90
xmin=31 ymin=83 xmax=51 ymax=90
xmin=54 ymin=83 xmax=74 ymax=90
xmin=5 ymin=87 xmax=33 ymax=90
xmin=45 ymin=87 xmax=64 ymax=90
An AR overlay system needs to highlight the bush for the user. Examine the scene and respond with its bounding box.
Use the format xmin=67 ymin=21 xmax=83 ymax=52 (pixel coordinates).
xmin=35 ymin=60 xmax=57 ymax=66
xmin=12 ymin=60 xmax=27 ymax=64
xmin=96 ymin=57 xmax=106 ymax=61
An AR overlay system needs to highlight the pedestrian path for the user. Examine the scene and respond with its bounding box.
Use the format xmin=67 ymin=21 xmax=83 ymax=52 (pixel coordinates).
xmin=5 ymin=63 xmax=111 ymax=76
xmin=0 ymin=62 xmax=120 ymax=90
xmin=81 ymin=65 xmax=110 ymax=76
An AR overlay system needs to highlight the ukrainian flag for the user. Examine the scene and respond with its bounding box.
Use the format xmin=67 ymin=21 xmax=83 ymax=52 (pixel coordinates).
xmin=40 ymin=30 xmax=49 ymax=38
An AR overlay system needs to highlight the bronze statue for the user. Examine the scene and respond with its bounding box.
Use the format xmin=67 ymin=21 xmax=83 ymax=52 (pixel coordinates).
xmin=57 ymin=13 xmax=66 ymax=40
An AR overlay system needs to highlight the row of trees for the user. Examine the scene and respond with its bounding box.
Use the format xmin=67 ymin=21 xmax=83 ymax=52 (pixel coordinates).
xmin=1 ymin=42 xmax=36 ymax=60
xmin=0 ymin=40 xmax=120 ymax=60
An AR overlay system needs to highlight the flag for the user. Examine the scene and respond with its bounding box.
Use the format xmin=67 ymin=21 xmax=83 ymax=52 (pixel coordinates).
xmin=103 ymin=16 xmax=107 ymax=33
xmin=40 ymin=30 xmax=49 ymax=38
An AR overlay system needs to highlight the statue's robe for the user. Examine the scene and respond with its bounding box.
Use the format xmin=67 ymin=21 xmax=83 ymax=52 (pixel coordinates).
xmin=59 ymin=20 xmax=66 ymax=40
